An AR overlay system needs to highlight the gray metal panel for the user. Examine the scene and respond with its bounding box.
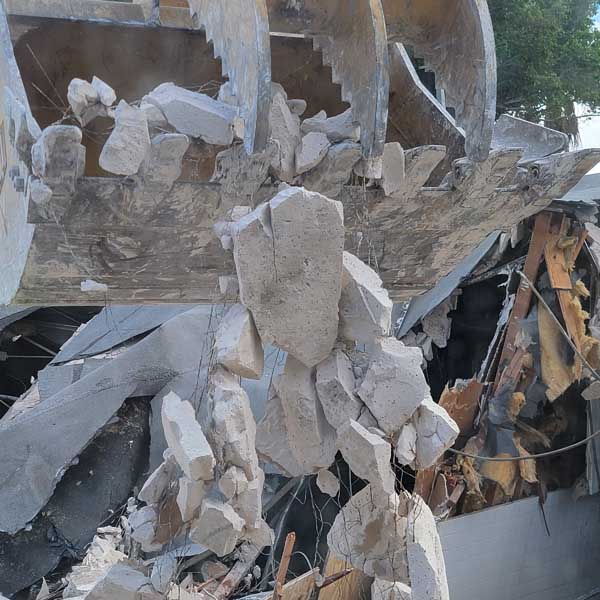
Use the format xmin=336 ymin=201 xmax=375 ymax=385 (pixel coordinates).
xmin=560 ymin=173 xmax=600 ymax=204
xmin=439 ymin=490 xmax=600 ymax=600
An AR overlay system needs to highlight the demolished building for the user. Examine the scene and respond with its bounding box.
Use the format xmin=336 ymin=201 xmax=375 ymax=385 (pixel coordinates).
xmin=0 ymin=1 xmax=600 ymax=600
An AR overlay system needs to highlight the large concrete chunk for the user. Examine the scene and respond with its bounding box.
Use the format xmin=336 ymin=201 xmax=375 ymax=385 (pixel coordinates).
xmin=339 ymin=252 xmax=393 ymax=343
xmin=99 ymin=100 xmax=150 ymax=176
xmin=215 ymin=305 xmax=264 ymax=380
xmin=269 ymin=91 xmax=300 ymax=182
xmin=86 ymin=563 xmax=161 ymax=600
xmin=190 ymin=498 xmax=244 ymax=557
xmin=139 ymin=133 xmax=190 ymax=189
xmin=372 ymin=579 xmax=412 ymax=600
xmin=315 ymin=349 xmax=362 ymax=429
xmin=406 ymin=496 xmax=449 ymax=600
xmin=413 ymin=397 xmax=459 ymax=470
xmin=328 ymin=485 xmax=409 ymax=582
xmin=301 ymin=109 xmax=360 ymax=143
xmin=301 ymin=142 xmax=362 ymax=198
xmin=295 ymin=131 xmax=330 ymax=175
xmin=277 ymin=356 xmax=337 ymax=474
xmin=358 ymin=339 xmax=429 ymax=436
xmin=161 ymin=392 xmax=215 ymax=481
xmin=233 ymin=187 xmax=344 ymax=367
xmin=338 ymin=420 xmax=395 ymax=494
xmin=145 ymin=82 xmax=238 ymax=145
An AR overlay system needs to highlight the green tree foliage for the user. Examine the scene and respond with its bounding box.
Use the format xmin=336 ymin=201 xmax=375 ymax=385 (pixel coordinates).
xmin=489 ymin=0 xmax=600 ymax=137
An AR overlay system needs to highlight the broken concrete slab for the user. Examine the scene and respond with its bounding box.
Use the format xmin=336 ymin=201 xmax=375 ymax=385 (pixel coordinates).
xmin=316 ymin=469 xmax=340 ymax=497
xmin=358 ymin=338 xmax=429 ymax=436
xmin=337 ymin=419 xmax=395 ymax=494
xmin=176 ymin=476 xmax=206 ymax=523
xmin=301 ymin=142 xmax=362 ymax=198
xmin=407 ymin=495 xmax=449 ymax=600
xmin=372 ymin=578 xmax=412 ymax=600
xmin=414 ymin=396 xmax=459 ymax=470
xmin=145 ymin=82 xmax=238 ymax=145
xmin=381 ymin=142 xmax=406 ymax=196
xmin=162 ymin=392 xmax=215 ymax=482
xmin=99 ymin=100 xmax=150 ymax=176
xmin=394 ymin=422 xmax=417 ymax=469
xmin=215 ymin=304 xmax=264 ymax=380
xmin=328 ymin=484 xmax=409 ymax=582
xmin=31 ymin=125 xmax=85 ymax=195
xmin=139 ymin=133 xmax=190 ymax=189
xmin=339 ymin=252 xmax=393 ymax=343
xmin=233 ymin=186 xmax=345 ymax=368
xmin=295 ymin=131 xmax=330 ymax=175
xmin=190 ymin=498 xmax=245 ymax=557
xmin=138 ymin=454 xmax=177 ymax=506
xmin=128 ymin=506 xmax=162 ymax=553
xmin=86 ymin=562 xmax=161 ymax=600
xmin=301 ymin=108 xmax=360 ymax=143
xmin=269 ymin=91 xmax=300 ymax=182
xmin=315 ymin=348 xmax=362 ymax=429
xmin=277 ymin=355 xmax=338 ymax=474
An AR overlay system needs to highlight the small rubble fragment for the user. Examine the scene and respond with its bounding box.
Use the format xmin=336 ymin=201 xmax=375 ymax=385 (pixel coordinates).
xmin=287 ymin=99 xmax=307 ymax=116
xmin=128 ymin=506 xmax=161 ymax=553
xmin=381 ymin=142 xmax=406 ymax=196
xmin=151 ymin=554 xmax=177 ymax=594
xmin=140 ymin=101 xmax=168 ymax=129
xmin=201 ymin=560 xmax=230 ymax=582
xmin=394 ymin=422 xmax=417 ymax=469
xmin=339 ymin=252 xmax=393 ymax=343
xmin=145 ymin=83 xmax=239 ymax=145
xmin=99 ymin=100 xmax=150 ymax=176
xmin=218 ymin=465 xmax=249 ymax=500
xmin=295 ymin=132 xmax=330 ymax=175
xmin=413 ymin=396 xmax=459 ymax=470
xmin=406 ymin=496 xmax=449 ymax=600
xmin=337 ymin=420 xmax=395 ymax=494
xmin=139 ymin=133 xmax=190 ymax=189
xmin=91 ymin=76 xmax=117 ymax=108
xmin=190 ymin=498 xmax=245 ymax=557
xmin=315 ymin=348 xmax=362 ymax=429
xmin=301 ymin=108 xmax=360 ymax=143
xmin=233 ymin=187 xmax=344 ymax=367
xmin=269 ymin=91 xmax=301 ymax=182
xmin=372 ymin=578 xmax=412 ymax=600
xmin=139 ymin=453 xmax=176 ymax=505
xmin=80 ymin=279 xmax=108 ymax=293
xmin=232 ymin=470 xmax=264 ymax=529
xmin=316 ymin=469 xmax=340 ymax=497
xmin=358 ymin=338 xmax=428 ymax=435
xmin=176 ymin=476 xmax=206 ymax=522
xmin=86 ymin=563 xmax=161 ymax=600
xmin=67 ymin=78 xmax=103 ymax=126
xmin=301 ymin=142 xmax=362 ymax=198
xmin=215 ymin=304 xmax=264 ymax=380
xmin=161 ymin=392 xmax=215 ymax=481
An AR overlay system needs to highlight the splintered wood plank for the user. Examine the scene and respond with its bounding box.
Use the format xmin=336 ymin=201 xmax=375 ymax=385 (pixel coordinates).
xmin=544 ymin=217 xmax=573 ymax=290
xmin=282 ymin=570 xmax=319 ymax=600
xmin=318 ymin=556 xmax=371 ymax=600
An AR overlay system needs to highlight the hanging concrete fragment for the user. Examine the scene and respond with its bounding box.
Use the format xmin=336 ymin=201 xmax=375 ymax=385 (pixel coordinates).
xmin=315 ymin=348 xmax=362 ymax=429
xmin=269 ymin=90 xmax=301 ymax=182
xmin=301 ymin=109 xmax=360 ymax=143
xmin=295 ymin=131 xmax=331 ymax=175
xmin=215 ymin=304 xmax=264 ymax=380
xmin=358 ymin=338 xmax=428 ymax=435
xmin=161 ymin=392 xmax=215 ymax=482
xmin=190 ymin=498 xmax=245 ymax=557
xmin=99 ymin=100 xmax=150 ymax=176
xmin=337 ymin=419 xmax=395 ymax=494
xmin=339 ymin=252 xmax=393 ymax=343
xmin=233 ymin=186 xmax=344 ymax=367
xmin=138 ymin=133 xmax=190 ymax=190
xmin=316 ymin=469 xmax=340 ymax=497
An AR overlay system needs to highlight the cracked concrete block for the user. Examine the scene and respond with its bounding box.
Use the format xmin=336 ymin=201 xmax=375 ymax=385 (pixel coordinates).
xmin=215 ymin=305 xmax=264 ymax=380
xmin=315 ymin=349 xmax=362 ymax=430
xmin=269 ymin=92 xmax=301 ymax=182
xmin=233 ymin=187 xmax=344 ymax=367
xmin=151 ymin=553 xmax=178 ymax=594
xmin=138 ymin=454 xmax=177 ymax=505
xmin=140 ymin=101 xmax=168 ymax=129
xmin=328 ymin=484 xmax=409 ymax=582
xmin=91 ymin=76 xmax=116 ymax=107
xmin=202 ymin=367 xmax=260 ymax=482
xmin=381 ymin=142 xmax=406 ymax=196
xmin=128 ymin=506 xmax=161 ymax=553
xmin=337 ymin=420 xmax=395 ymax=494
xmin=357 ymin=407 xmax=380 ymax=430
xmin=358 ymin=338 xmax=429 ymax=436
xmin=301 ymin=108 xmax=360 ymax=143
xmin=161 ymin=392 xmax=215 ymax=481
xmin=413 ymin=397 xmax=459 ymax=470
xmin=31 ymin=125 xmax=84 ymax=195
xmin=67 ymin=78 xmax=102 ymax=126
xmin=255 ymin=387 xmax=304 ymax=477
xmin=177 ymin=476 xmax=206 ymax=522
xmin=139 ymin=133 xmax=190 ymax=189
xmin=232 ymin=469 xmax=264 ymax=529
xmin=394 ymin=422 xmax=417 ymax=469
xmin=99 ymin=101 xmax=150 ymax=176
xmin=316 ymin=469 xmax=340 ymax=497
xmin=407 ymin=495 xmax=449 ymax=600
xmin=301 ymin=142 xmax=362 ymax=198
xmin=86 ymin=563 xmax=161 ymax=600
xmin=295 ymin=131 xmax=330 ymax=175
xmin=277 ymin=355 xmax=337 ymax=473
xmin=372 ymin=579 xmax=412 ymax=600
xmin=219 ymin=466 xmax=249 ymax=500
xmin=339 ymin=252 xmax=393 ymax=343
xmin=190 ymin=498 xmax=244 ymax=557
xmin=145 ymin=83 xmax=238 ymax=145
